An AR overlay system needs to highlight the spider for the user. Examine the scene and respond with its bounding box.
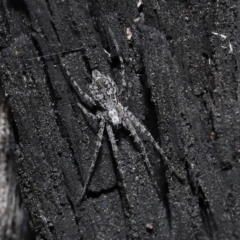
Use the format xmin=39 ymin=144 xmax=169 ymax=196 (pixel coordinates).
xmin=72 ymin=69 xmax=174 ymax=203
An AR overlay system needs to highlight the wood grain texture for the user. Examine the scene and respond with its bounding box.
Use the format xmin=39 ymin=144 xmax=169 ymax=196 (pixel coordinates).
xmin=0 ymin=0 xmax=239 ymax=239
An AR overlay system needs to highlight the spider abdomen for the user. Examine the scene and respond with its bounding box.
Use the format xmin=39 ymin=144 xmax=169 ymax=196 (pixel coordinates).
xmin=91 ymin=70 xmax=118 ymax=109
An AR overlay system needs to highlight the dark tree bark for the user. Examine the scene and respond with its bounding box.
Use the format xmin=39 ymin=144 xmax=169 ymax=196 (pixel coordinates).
xmin=0 ymin=24 xmax=34 ymax=240
xmin=0 ymin=0 xmax=239 ymax=239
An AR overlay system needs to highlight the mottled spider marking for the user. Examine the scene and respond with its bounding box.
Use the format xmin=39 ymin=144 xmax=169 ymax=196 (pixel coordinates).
xmin=90 ymin=70 xmax=126 ymax=126
xmin=90 ymin=70 xmax=118 ymax=109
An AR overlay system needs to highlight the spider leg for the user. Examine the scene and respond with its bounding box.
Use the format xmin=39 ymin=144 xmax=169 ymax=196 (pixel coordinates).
xmin=77 ymin=102 xmax=97 ymax=121
xmin=124 ymin=118 xmax=160 ymax=195
xmin=73 ymin=80 xmax=96 ymax=107
xmin=106 ymin=124 xmax=131 ymax=213
xmin=118 ymin=54 xmax=126 ymax=90
xmin=126 ymin=110 xmax=174 ymax=173
xmin=108 ymin=28 xmax=127 ymax=90
xmin=106 ymin=125 xmax=118 ymax=158
xmin=80 ymin=119 xmax=105 ymax=203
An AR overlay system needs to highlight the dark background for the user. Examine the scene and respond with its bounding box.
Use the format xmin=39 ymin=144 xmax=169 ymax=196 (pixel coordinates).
xmin=0 ymin=0 xmax=239 ymax=239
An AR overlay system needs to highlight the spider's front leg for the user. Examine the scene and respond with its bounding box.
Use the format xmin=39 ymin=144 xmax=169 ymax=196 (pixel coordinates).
xmin=108 ymin=28 xmax=127 ymax=92
xmin=79 ymin=119 xmax=105 ymax=203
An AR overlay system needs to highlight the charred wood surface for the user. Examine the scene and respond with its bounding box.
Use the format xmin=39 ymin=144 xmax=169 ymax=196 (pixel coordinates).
xmin=0 ymin=0 xmax=239 ymax=239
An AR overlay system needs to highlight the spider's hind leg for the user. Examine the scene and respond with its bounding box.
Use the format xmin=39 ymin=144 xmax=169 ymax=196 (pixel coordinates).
xmin=106 ymin=125 xmax=118 ymax=159
xmin=106 ymin=125 xmax=131 ymax=213
xmin=126 ymin=110 xmax=175 ymax=174
xmin=79 ymin=119 xmax=105 ymax=203
xmin=124 ymin=118 xmax=161 ymax=197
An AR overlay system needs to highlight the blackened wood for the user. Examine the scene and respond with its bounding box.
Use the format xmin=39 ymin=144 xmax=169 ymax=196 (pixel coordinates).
xmin=0 ymin=0 xmax=239 ymax=239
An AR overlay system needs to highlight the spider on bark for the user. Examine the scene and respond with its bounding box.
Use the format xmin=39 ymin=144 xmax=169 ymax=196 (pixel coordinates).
xmin=73 ymin=68 xmax=174 ymax=203
xmin=68 ymin=27 xmax=176 ymax=203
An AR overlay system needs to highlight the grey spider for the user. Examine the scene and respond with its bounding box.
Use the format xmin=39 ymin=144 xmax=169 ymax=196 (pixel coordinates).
xmin=73 ymin=69 xmax=174 ymax=203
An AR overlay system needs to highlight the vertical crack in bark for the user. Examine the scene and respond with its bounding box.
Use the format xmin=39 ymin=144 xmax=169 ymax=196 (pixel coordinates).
xmin=1 ymin=0 xmax=239 ymax=239
xmin=197 ymin=186 xmax=218 ymax=239
xmin=185 ymin=161 xmax=217 ymax=239
xmin=6 ymin=0 xmax=30 ymax=18
xmin=139 ymin=70 xmax=172 ymax=227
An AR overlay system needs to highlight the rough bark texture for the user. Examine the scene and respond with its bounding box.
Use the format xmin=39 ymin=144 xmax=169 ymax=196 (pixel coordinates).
xmin=0 ymin=97 xmax=20 ymax=239
xmin=0 ymin=0 xmax=240 ymax=239
xmin=0 ymin=55 xmax=34 ymax=239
